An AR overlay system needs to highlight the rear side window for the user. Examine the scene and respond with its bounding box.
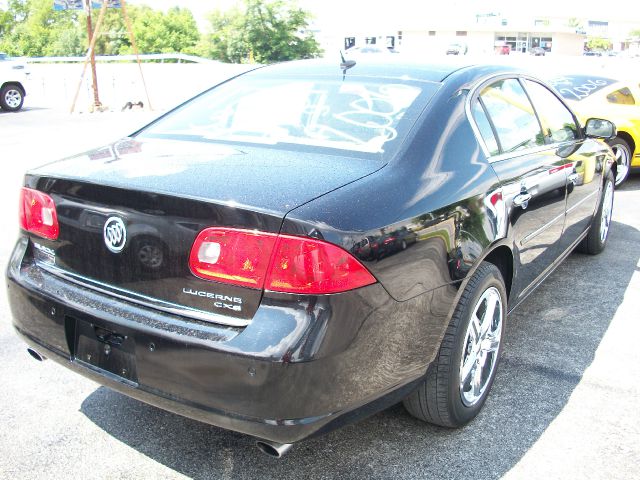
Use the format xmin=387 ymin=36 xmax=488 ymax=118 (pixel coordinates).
xmin=471 ymin=100 xmax=499 ymax=156
xmin=478 ymin=79 xmax=544 ymax=154
xmin=606 ymin=87 xmax=635 ymax=105
xmin=523 ymin=80 xmax=578 ymax=143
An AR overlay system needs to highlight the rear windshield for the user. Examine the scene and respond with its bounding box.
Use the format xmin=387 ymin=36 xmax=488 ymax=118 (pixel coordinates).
xmin=548 ymin=75 xmax=617 ymax=101
xmin=139 ymin=73 xmax=438 ymax=157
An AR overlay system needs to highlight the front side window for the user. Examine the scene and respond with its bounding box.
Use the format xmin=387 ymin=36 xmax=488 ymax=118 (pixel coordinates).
xmin=523 ymin=80 xmax=578 ymax=143
xmin=140 ymin=74 xmax=434 ymax=157
xmin=479 ymin=79 xmax=544 ymax=154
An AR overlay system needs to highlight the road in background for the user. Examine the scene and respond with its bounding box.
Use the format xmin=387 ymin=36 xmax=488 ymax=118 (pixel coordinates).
xmin=0 ymin=72 xmax=639 ymax=479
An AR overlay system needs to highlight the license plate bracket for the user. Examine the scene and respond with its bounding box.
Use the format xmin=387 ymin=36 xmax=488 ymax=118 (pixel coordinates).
xmin=74 ymin=318 xmax=138 ymax=384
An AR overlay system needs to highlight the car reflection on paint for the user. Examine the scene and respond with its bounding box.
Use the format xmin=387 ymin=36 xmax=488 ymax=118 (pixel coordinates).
xmin=548 ymin=73 xmax=640 ymax=186
xmin=351 ymin=226 xmax=418 ymax=261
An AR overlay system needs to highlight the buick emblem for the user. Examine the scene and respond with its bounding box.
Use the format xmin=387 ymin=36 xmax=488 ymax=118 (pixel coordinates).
xmin=103 ymin=217 xmax=127 ymax=253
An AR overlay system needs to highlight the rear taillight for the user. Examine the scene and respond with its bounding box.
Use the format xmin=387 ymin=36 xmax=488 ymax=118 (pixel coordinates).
xmin=265 ymin=234 xmax=378 ymax=294
xmin=19 ymin=188 xmax=59 ymax=240
xmin=189 ymin=228 xmax=278 ymax=288
xmin=189 ymin=227 xmax=376 ymax=294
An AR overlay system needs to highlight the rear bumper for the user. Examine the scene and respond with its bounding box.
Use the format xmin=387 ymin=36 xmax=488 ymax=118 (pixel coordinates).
xmin=7 ymin=237 xmax=455 ymax=443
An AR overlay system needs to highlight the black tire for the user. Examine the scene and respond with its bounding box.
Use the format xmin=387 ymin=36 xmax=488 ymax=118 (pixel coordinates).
xmin=577 ymin=171 xmax=614 ymax=255
xmin=606 ymin=137 xmax=632 ymax=187
xmin=0 ymin=83 xmax=24 ymax=112
xmin=403 ymin=262 xmax=507 ymax=427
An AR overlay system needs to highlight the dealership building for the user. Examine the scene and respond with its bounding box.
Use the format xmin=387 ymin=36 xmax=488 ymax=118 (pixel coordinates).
xmin=397 ymin=21 xmax=585 ymax=56
xmin=302 ymin=2 xmax=640 ymax=57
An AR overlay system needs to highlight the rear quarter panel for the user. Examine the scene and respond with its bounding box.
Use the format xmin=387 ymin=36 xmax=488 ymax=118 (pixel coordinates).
xmin=282 ymin=71 xmax=504 ymax=303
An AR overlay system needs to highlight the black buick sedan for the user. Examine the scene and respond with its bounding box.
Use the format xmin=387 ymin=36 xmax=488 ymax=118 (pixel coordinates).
xmin=7 ymin=58 xmax=616 ymax=457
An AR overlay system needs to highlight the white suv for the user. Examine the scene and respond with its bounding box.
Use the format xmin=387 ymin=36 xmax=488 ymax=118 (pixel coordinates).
xmin=0 ymin=53 xmax=29 ymax=112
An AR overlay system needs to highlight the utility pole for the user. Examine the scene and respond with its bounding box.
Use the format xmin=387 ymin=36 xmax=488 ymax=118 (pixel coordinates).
xmin=85 ymin=0 xmax=102 ymax=110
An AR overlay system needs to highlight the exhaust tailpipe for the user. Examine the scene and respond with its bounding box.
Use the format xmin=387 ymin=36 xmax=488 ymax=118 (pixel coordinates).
xmin=256 ymin=440 xmax=293 ymax=458
xmin=27 ymin=348 xmax=46 ymax=362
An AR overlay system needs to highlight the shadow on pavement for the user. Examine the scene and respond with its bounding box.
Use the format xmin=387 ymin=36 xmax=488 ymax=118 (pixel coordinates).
xmin=80 ymin=219 xmax=640 ymax=480
xmin=0 ymin=106 xmax=50 ymax=115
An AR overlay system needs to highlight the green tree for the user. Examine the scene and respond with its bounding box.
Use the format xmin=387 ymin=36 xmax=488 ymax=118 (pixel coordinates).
xmin=0 ymin=0 xmax=29 ymax=41
xmin=93 ymin=7 xmax=129 ymax=56
xmin=199 ymin=0 xmax=322 ymax=63
xmin=0 ymin=1 xmax=201 ymax=57
xmin=118 ymin=6 xmax=200 ymax=55
xmin=0 ymin=0 xmax=84 ymax=56
xmin=567 ymin=17 xmax=583 ymax=29
xmin=0 ymin=9 xmax=14 ymax=42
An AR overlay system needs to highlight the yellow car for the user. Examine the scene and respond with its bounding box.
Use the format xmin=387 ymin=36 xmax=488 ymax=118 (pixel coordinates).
xmin=549 ymin=74 xmax=640 ymax=186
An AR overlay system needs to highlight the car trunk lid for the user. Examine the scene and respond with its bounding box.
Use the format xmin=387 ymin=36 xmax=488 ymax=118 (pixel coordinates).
xmin=25 ymin=138 xmax=384 ymax=326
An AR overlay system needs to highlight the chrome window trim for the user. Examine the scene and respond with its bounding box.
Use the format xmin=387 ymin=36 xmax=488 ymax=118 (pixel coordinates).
xmin=485 ymin=144 xmax=556 ymax=164
xmin=38 ymin=263 xmax=251 ymax=328
xmin=465 ymin=72 xmax=582 ymax=164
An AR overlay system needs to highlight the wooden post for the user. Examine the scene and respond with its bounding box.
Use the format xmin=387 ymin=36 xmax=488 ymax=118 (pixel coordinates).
xmin=85 ymin=0 xmax=101 ymax=110
xmin=120 ymin=0 xmax=153 ymax=110
xmin=70 ymin=0 xmax=108 ymax=113
xmin=71 ymin=0 xmax=152 ymax=113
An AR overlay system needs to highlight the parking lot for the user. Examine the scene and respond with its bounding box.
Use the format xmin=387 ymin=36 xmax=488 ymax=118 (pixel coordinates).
xmin=1 ymin=98 xmax=639 ymax=479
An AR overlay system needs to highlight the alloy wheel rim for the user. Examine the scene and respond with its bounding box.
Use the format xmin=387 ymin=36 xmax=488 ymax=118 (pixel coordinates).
xmin=600 ymin=180 xmax=614 ymax=243
xmin=459 ymin=286 xmax=503 ymax=407
xmin=5 ymin=89 xmax=22 ymax=109
xmin=612 ymin=145 xmax=630 ymax=186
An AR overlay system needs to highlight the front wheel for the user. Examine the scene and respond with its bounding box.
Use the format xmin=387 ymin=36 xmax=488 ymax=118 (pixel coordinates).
xmin=403 ymin=262 xmax=506 ymax=427
xmin=606 ymin=137 xmax=631 ymax=187
xmin=0 ymin=84 xmax=24 ymax=112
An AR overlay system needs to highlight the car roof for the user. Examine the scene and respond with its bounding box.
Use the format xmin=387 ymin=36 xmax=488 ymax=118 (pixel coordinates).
xmin=255 ymin=57 xmax=515 ymax=84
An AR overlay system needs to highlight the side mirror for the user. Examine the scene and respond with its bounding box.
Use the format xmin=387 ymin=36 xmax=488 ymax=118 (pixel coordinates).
xmin=584 ymin=118 xmax=616 ymax=139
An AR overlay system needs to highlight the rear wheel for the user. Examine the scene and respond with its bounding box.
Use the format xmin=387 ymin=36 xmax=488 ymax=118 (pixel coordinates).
xmin=607 ymin=137 xmax=631 ymax=187
xmin=403 ymin=262 xmax=506 ymax=427
xmin=577 ymin=171 xmax=614 ymax=255
xmin=0 ymin=84 xmax=24 ymax=112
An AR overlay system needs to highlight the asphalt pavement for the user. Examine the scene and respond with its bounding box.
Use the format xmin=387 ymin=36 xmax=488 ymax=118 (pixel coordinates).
xmin=0 ymin=106 xmax=639 ymax=480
